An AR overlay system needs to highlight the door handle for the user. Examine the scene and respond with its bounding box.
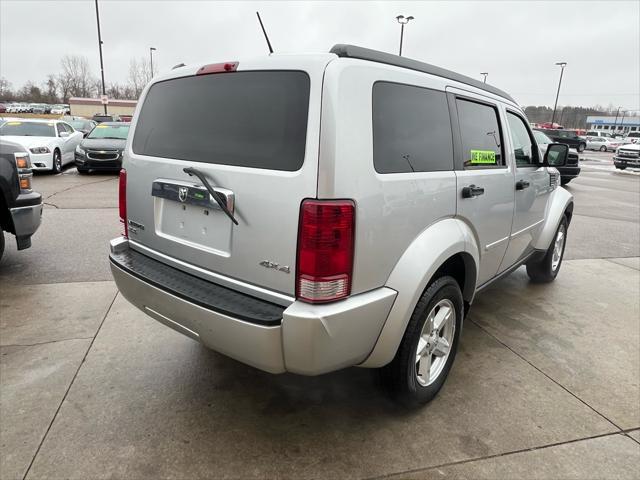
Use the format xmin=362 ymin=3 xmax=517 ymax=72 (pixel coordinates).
xmin=516 ymin=180 xmax=530 ymax=190
xmin=462 ymin=184 xmax=485 ymax=198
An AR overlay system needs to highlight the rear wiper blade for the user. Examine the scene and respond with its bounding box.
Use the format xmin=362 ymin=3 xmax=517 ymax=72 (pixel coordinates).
xmin=183 ymin=167 xmax=239 ymax=225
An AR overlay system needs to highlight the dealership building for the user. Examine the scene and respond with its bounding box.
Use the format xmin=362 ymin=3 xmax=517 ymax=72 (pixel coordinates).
xmin=69 ymin=97 xmax=137 ymax=118
xmin=586 ymin=115 xmax=640 ymax=134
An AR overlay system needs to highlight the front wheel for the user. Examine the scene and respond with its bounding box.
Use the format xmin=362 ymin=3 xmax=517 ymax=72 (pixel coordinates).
xmin=526 ymin=216 xmax=568 ymax=283
xmin=560 ymin=178 xmax=571 ymax=186
xmin=0 ymin=228 xmax=4 ymax=262
xmin=51 ymin=150 xmax=62 ymax=174
xmin=380 ymin=276 xmax=463 ymax=406
xmin=577 ymin=143 xmax=586 ymax=153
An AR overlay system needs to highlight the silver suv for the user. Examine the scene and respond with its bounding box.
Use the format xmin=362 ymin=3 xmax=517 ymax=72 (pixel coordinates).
xmin=110 ymin=45 xmax=573 ymax=405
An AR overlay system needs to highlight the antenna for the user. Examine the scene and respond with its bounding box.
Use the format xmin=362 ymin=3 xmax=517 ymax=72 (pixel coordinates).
xmin=256 ymin=11 xmax=274 ymax=54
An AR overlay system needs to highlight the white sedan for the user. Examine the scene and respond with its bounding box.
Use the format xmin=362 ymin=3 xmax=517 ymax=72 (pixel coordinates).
xmin=0 ymin=119 xmax=83 ymax=172
xmin=586 ymin=136 xmax=624 ymax=152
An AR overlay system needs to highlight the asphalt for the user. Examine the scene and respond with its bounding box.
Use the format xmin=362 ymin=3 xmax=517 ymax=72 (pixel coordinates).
xmin=0 ymin=156 xmax=638 ymax=479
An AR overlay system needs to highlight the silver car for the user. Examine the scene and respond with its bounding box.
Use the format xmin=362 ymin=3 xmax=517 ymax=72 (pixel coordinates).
xmin=586 ymin=136 xmax=624 ymax=152
xmin=109 ymin=45 xmax=573 ymax=405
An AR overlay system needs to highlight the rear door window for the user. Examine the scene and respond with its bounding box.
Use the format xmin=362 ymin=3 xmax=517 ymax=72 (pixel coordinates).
xmin=372 ymin=82 xmax=453 ymax=173
xmin=132 ymin=71 xmax=310 ymax=171
xmin=455 ymin=98 xmax=504 ymax=168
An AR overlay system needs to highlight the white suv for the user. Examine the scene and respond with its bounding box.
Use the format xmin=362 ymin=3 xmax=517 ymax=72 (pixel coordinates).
xmin=109 ymin=45 xmax=573 ymax=405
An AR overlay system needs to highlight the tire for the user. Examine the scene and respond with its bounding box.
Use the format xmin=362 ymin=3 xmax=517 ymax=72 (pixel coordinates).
xmin=600 ymin=145 xmax=607 ymax=152
xmin=77 ymin=167 xmax=89 ymax=174
xmin=577 ymin=143 xmax=586 ymax=153
xmin=380 ymin=276 xmax=463 ymax=406
xmin=0 ymin=228 xmax=4 ymax=263
xmin=526 ymin=216 xmax=568 ymax=283
xmin=51 ymin=150 xmax=62 ymax=174
xmin=616 ymin=166 xmax=626 ymax=170
xmin=560 ymin=178 xmax=571 ymax=186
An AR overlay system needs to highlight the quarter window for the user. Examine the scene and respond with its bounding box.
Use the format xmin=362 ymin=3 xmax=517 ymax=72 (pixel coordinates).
xmin=506 ymin=112 xmax=539 ymax=167
xmin=456 ymin=99 xmax=504 ymax=168
xmin=56 ymin=124 xmax=65 ymax=136
xmin=372 ymin=82 xmax=453 ymax=173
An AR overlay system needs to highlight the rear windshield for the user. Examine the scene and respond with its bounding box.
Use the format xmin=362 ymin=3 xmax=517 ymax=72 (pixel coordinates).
xmin=0 ymin=121 xmax=56 ymax=137
xmin=132 ymin=71 xmax=310 ymax=171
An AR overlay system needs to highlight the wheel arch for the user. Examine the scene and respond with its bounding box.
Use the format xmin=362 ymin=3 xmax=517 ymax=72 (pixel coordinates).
xmin=532 ymin=186 xmax=574 ymax=251
xmin=359 ymin=218 xmax=479 ymax=368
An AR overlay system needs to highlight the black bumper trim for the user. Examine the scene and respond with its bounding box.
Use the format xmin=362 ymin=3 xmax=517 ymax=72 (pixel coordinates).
xmin=110 ymin=249 xmax=285 ymax=326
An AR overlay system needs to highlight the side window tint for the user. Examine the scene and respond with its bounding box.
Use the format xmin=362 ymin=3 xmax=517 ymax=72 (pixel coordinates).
xmin=63 ymin=123 xmax=74 ymax=133
xmin=56 ymin=123 xmax=65 ymax=136
xmin=507 ymin=112 xmax=538 ymax=167
xmin=456 ymin=99 xmax=503 ymax=168
xmin=372 ymin=82 xmax=453 ymax=173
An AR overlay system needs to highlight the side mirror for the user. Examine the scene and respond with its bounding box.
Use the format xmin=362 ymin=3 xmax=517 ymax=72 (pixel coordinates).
xmin=544 ymin=143 xmax=569 ymax=167
xmin=59 ymin=131 xmax=70 ymax=138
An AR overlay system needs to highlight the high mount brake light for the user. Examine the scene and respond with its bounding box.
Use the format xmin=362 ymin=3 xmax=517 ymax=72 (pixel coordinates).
xmin=196 ymin=62 xmax=239 ymax=75
xmin=119 ymin=169 xmax=127 ymax=237
xmin=296 ymin=199 xmax=355 ymax=303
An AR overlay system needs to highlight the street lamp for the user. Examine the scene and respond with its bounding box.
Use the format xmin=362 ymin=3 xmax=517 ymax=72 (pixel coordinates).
xmin=612 ymin=106 xmax=621 ymax=133
xmin=396 ymin=15 xmax=414 ymax=56
xmin=94 ymin=0 xmax=107 ymax=114
xmin=550 ymin=61 xmax=567 ymax=127
xmin=480 ymin=72 xmax=488 ymax=83
xmin=149 ymin=47 xmax=157 ymax=80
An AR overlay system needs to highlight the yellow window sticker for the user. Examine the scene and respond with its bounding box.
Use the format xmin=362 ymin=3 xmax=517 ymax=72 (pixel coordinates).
xmin=6 ymin=121 xmax=21 ymax=125
xmin=470 ymin=150 xmax=496 ymax=164
xmin=96 ymin=125 xmax=108 ymax=128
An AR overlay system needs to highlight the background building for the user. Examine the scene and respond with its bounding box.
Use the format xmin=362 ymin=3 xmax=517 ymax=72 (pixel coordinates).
xmin=69 ymin=97 xmax=137 ymax=117
xmin=586 ymin=115 xmax=639 ymax=134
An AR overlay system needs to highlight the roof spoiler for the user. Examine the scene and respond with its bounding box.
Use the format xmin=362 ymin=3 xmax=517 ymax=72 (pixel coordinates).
xmin=329 ymin=44 xmax=516 ymax=104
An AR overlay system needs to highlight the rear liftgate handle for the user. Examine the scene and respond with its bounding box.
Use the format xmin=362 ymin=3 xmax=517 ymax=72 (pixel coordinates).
xmin=462 ymin=184 xmax=485 ymax=198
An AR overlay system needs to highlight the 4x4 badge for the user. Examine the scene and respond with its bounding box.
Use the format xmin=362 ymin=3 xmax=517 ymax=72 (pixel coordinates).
xmin=178 ymin=187 xmax=188 ymax=202
xmin=259 ymin=260 xmax=290 ymax=274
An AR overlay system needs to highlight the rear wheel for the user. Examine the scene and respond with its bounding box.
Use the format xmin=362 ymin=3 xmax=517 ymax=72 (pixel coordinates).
xmin=0 ymin=228 xmax=4 ymax=262
xmin=380 ymin=276 xmax=463 ymax=406
xmin=51 ymin=150 xmax=62 ymax=174
xmin=526 ymin=216 xmax=568 ymax=283
xmin=577 ymin=143 xmax=586 ymax=153
xmin=599 ymin=145 xmax=607 ymax=152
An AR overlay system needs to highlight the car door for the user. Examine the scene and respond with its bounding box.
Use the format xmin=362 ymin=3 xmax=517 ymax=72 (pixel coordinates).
xmin=499 ymin=110 xmax=551 ymax=271
xmin=55 ymin=123 xmax=71 ymax=161
xmin=451 ymin=93 xmax=515 ymax=285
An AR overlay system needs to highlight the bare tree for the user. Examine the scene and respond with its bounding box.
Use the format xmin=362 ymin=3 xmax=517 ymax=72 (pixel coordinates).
xmin=57 ymin=55 xmax=96 ymax=101
xmin=0 ymin=77 xmax=12 ymax=100
xmin=42 ymin=74 xmax=59 ymax=103
xmin=128 ymin=57 xmax=152 ymax=98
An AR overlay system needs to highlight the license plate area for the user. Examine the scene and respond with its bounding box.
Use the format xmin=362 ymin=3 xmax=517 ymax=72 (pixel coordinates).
xmin=152 ymin=180 xmax=233 ymax=256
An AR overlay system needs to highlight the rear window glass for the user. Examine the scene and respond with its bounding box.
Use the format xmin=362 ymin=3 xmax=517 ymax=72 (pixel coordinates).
xmin=133 ymin=71 xmax=310 ymax=171
xmin=456 ymin=99 xmax=504 ymax=168
xmin=372 ymin=82 xmax=453 ymax=173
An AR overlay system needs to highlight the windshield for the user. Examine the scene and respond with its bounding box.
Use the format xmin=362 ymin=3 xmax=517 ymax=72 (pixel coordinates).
xmin=69 ymin=120 xmax=91 ymax=130
xmin=0 ymin=121 xmax=56 ymax=137
xmin=87 ymin=124 xmax=130 ymax=139
xmin=627 ymin=132 xmax=640 ymax=138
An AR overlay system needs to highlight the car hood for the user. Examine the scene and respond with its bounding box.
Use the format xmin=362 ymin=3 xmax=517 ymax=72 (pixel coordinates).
xmin=0 ymin=136 xmax=57 ymax=150
xmin=619 ymin=143 xmax=640 ymax=151
xmin=80 ymin=138 xmax=126 ymax=150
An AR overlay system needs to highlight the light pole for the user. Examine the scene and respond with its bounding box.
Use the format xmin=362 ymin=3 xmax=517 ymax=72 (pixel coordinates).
xmin=94 ymin=0 xmax=107 ymax=114
xmin=550 ymin=61 xmax=567 ymax=127
xmin=619 ymin=110 xmax=627 ymax=135
xmin=149 ymin=47 xmax=157 ymax=80
xmin=396 ymin=15 xmax=414 ymax=56
xmin=480 ymin=72 xmax=488 ymax=83
xmin=612 ymin=106 xmax=621 ymax=134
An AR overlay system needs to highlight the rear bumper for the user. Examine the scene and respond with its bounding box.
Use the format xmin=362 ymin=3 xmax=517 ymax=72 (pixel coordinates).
xmin=109 ymin=238 xmax=397 ymax=375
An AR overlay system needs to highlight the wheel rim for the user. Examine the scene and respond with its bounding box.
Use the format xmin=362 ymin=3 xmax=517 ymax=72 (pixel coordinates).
xmin=551 ymin=223 xmax=566 ymax=272
xmin=55 ymin=153 xmax=61 ymax=171
xmin=415 ymin=298 xmax=456 ymax=387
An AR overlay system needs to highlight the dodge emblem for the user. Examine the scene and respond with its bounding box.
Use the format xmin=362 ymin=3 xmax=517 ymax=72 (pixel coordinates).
xmin=178 ymin=187 xmax=188 ymax=202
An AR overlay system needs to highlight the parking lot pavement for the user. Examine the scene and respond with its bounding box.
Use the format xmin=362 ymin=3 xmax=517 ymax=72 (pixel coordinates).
xmin=0 ymin=167 xmax=638 ymax=479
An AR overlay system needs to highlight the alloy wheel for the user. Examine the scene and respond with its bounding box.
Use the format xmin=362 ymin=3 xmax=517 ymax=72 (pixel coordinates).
xmin=551 ymin=223 xmax=566 ymax=272
xmin=415 ymin=298 xmax=456 ymax=386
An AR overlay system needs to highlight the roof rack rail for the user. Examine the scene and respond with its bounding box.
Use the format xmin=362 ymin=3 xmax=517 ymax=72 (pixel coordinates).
xmin=329 ymin=44 xmax=516 ymax=104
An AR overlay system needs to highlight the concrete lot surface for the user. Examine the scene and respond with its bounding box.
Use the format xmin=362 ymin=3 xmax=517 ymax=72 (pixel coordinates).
xmin=1 ymin=158 xmax=638 ymax=479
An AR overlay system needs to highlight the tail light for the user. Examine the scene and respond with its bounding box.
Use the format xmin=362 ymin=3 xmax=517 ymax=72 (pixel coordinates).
xmin=296 ymin=199 xmax=355 ymax=303
xmin=119 ymin=169 xmax=128 ymax=237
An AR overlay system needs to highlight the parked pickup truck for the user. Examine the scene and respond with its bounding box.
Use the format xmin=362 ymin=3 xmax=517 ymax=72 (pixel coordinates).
xmin=110 ymin=45 xmax=574 ymax=406
xmin=0 ymin=140 xmax=43 ymax=261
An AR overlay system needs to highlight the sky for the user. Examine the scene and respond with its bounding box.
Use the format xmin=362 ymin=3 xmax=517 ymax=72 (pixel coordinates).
xmin=1 ymin=0 xmax=639 ymax=110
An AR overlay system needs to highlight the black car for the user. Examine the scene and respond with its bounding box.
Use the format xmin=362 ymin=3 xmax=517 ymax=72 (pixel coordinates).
xmin=66 ymin=118 xmax=98 ymax=137
xmin=92 ymin=114 xmax=118 ymax=123
xmin=74 ymin=122 xmax=130 ymax=173
xmin=536 ymin=128 xmax=586 ymax=153
xmin=558 ymin=151 xmax=581 ymax=185
xmin=0 ymin=140 xmax=43 ymax=261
